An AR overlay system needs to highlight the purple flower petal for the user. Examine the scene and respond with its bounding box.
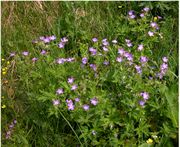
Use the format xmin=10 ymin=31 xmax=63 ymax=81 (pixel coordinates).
xmin=90 ymin=97 xmax=98 ymax=106
xmin=22 ymin=51 xmax=29 ymax=56
xmin=56 ymin=88 xmax=64 ymax=95
xmin=83 ymin=104 xmax=89 ymax=111
xmin=53 ymin=99 xmax=60 ymax=106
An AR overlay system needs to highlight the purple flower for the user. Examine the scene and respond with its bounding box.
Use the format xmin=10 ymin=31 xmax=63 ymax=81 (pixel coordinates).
xmin=89 ymin=47 xmax=97 ymax=56
xmin=43 ymin=37 xmax=50 ymax=43
xmin=13 ymin=119 xmax=17 ymax=124
xmin=125 ymin=39 xmax=132 ymax=47
xmin=127 ymin=42 xmax=133 ymax=47
xmin=125 ymin=39 xmax=131 ymax=43
xmin=52 ymin=99 xmax=60 ymax=106
xmin=68 ymin=104 xmax=74 ymax=110
xmin=49 ymin=35 xmax=56 ymax=40
xmin=22 ymin=51 xmax=29 ymax=56
xmin=6 ymin=131 xmax=11 ymax=135
xmin=32 ymin=57 xmax=38 ymax=62
xmin=158 ymin=16 xmax=162 ymax=19
xmin=58 ymin=42 xmax=65 ymax=48
xmin=68 ymin=77 xmax=74 ymax=84
xmin=92 ymin=38 xmax=98 ymax=42
xmin=102 ymin=38 xmax=107 ymax=42
xmin=102 ymin=38 xmax=109 ymax=46
xmin=75 ymin=98 xmax=80 ymax=102
xmin=118 ymin=48 xmax=125 ymax=55
xmin=56 ymin=88 xmax=64 ymax=95
xmin=138 ymin=44 xmax=144 ymax=51
xmin=149 ymin=76 xmax=153 ymax=80
xmin=150 ymin=22 xmax=158 ymax=28
xmin=124 ymin=52 xmax=133 ymax=61
xmin=162 ymin=57 xmax=168 ymax=63
xmin=66 ymin=58 xmax=75 ymax=62
xmin=156 ymin=26 xmax=160 ymax=30
xmin=6 ymin=131 xmax=11 ymax=139
xmin=135 ymin=65 xmax=142 ymax=74
xmin=40 ymin=36 xmax=45 ymax=40
xmin=9 ymin=123 xmax=14 ymax=129
xmin=40 ymin=50 xmax=46 ymax=55
xmin=83 ymin=104 xmax=89 ymax=111
xmin=148 ymin=31 xmax=154 ymax=36
xmin=90 ymin=64 xmax=97 ymax=71
xmin=161 ymin=63 xmax=168 ymax=71
xmin=90 ymin=97 xmax=98 ymax=106
xmin=129 ymin=15 xmax=136 ymax=19
xmin=127 ymin=54 xmax=133 ymax=61
xmin=143 ymin=7 xmax=150 ymax=12
xmin=102 ymin=46 xmax=109 ymax=52
xmin=140 ymin=13 xmax=145 ymax=18
xmin=140 ymin=56 xmax=148 ymax=63
xmin=112 ymin=40 xmax=118 ymax=44
xmin=116 ymin=57 xmax=123 ymax=62
xmin=71 ymin=84 xmax=78 ymax=91
xmin=66 ymin=99 xmax=74 ymax=110
xmin=56 ymin=58 xmax=75 ymax=64
xmin=157 ymin=72 xmax=164 ymax=79
xmin=103 ymin=61 xmax=109 ymax=65
xmin=82 ymin=57 xmax=88 ymax=64
xmin=140 ymin=92 xmax=149 ymax=100
xmin=57 ymin=58 xmax=65 ymax=64
xmin=61 ymin=37 xmax=68 ymax=43
xmin=128 ymin=10 xmax=134 ymax=16
xmin=10 ymin=52 xmax=15 ymax=57
xmin=139 ymin=100 xmax=145 ymax=107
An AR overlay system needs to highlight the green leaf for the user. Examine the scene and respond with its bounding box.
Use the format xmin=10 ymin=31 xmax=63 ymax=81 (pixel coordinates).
xmin=138 ymin=143 xmax=153 ymax=147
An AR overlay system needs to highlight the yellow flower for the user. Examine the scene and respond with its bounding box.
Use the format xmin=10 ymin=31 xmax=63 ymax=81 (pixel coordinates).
xmin=7 ymin=61 xmax=10 ymax=65
xmin=154 ymin=17 xmax=157 ymax=21
xmin=2 ymin=71 xmax=7 ymax=75
xmin=2 ymin=58 xmax=5 ymax=61
xmin=2 ymin=105 xmax=6 ymax=109
xmin=2 ymin=96 xmax=4 ymax=98
xmin=2 ymin=68 xmax=6 ymax=71
xmin=146 ymin=138 xmax=153 ymax=144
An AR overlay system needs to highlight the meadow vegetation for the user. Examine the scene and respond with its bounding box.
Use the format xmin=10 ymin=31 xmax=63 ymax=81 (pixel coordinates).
xmin=1 ymin=1 xmax=178 ymax=146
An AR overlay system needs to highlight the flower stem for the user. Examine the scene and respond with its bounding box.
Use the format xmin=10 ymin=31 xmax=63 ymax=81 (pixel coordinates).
xmin=58 ymin=110 xmax=83 ymax=146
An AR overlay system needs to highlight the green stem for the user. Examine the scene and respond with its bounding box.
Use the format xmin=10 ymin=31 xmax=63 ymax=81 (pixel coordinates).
xmin=59 ymin=110 xmax=83 ymax=146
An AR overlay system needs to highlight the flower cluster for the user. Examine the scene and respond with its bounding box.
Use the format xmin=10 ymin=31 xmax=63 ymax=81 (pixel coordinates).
xmin=39 ymin=35 xmax=56 ymax=43
xmin=157 ymin=57 xmax=168 ymax=79
xmin=5 ymin=119 xmax=17 ymax=139
xmin=125 ymin=39 xmax=133 ymax=47
xmin=52 ymin=76 xmax=99 ymax=111
xmin=128 ymin=10 xmax=136 ymax=19
xmin=89 ymin=47 xmax=97 ymax=56
xmin=116 ymin=48 xmax=133 ymax=63
xmin=139 ymin=92 xmax=149 ymax=107
xmin=102 ymin=38 xmax=109 ymax=46
xmin=58 ymin=37 xmax=68 ymax=48
xmin=66 ymin=99 xmax=75 ymax=110
xmin=56 ymin=57 xmax=75 ymax=64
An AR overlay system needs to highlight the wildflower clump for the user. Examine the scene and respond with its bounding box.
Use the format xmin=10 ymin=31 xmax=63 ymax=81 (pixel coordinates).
xmin=3 ymin=4 xmax=177 ymax=147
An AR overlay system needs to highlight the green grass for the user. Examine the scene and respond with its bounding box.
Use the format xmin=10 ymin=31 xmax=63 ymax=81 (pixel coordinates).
xmin=2 ymin=1 xmax=178 ymax=146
